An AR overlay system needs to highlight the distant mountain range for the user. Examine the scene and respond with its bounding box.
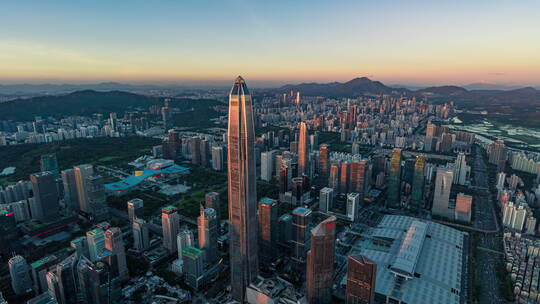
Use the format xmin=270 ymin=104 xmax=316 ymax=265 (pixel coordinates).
xmin=277 ymin=77 xmax=540 ymax=104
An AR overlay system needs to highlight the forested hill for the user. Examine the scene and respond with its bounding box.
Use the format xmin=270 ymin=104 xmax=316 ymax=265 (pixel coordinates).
xmin=0 ymin=90 xmax=221 ymax=121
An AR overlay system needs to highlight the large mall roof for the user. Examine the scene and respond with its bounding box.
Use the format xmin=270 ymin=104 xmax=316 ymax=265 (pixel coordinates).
xmin=104 ymin=164 xmax=188 ymax=192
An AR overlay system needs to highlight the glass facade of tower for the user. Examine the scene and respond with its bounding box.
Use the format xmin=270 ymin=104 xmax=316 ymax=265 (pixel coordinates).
xmin=227 ymin=76 xmax=258 ymax=303
xmin=410 ymin=156 xmax=425 ymax=211
xmin=387 ymin=149 xmax=402 ymax=208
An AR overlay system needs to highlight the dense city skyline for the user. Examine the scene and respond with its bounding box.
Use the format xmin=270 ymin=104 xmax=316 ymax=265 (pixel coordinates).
xmin=1 ymin=0 xmax=540 ymax=86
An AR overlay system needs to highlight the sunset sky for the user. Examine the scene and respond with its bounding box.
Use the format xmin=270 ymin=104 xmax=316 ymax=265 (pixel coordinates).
xmin=1 ymin=0 xmax=539 ymax=87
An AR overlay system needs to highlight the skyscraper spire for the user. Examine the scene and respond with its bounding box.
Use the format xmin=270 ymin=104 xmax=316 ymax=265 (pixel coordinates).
xmin=227 ymin=76 xmax=258 ymax=302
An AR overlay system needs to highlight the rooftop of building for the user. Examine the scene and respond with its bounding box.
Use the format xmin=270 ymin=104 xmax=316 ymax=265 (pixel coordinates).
xmin=259 ymin=197 xmax=277 ymax=205
xmin=182 ymin=246 xmax=203 ymax=259
xmin=345 ymin=215 xmax=467 ymax=304
xmin=292 ymin=207 xmax=312 ymax=216
xmin=162 ymin=205 xmax=177 ymax=213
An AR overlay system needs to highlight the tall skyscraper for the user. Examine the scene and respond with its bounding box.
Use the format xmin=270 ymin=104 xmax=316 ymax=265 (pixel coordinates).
xmin=162 ymin=206 xmax=180 ymax=253
xmin=87 ymin=228 xmax=105 ymax=262
xmin=211 ymin=145 xmax=224 ymax=171
xmin=182 ymin=246 xmax=205 ymax=290
xmin=261 ymin=150 xmax=276 ymax=181
xmin=132 ymin=218 xmax=150 ymax=252
xmin=61 ymin=169 xmax=79 ymax=211
xmin=432 ymin=167 xmax=454 ymax=219
xmin=40 ymin=153 xmax=60 ymax=179
xmin=105 ymin=227 xmax=129 ymax=280
xmin=455 ymin=193 xmax=473 ymax=223
xmin=340 ymin=161 xmax=350 ymax=194
xmin=190 ymin=137 xmax=202 ymax=166
xmin=177 ymin=229 xmax=194 ymax=260
xmin=488 ymin=139 xmax=507 ymax=166
xmin=410 ymin=155 xmax=425 ymax=211
xmin=319 ymin=187 xmax=333 ymax=213
xmin=319 ymin=145 xmax=330 ymax=177
xmin=452 ymin=152 xmax=470 ymax=185
xmin=227 ymin=76 xmax=258 ymax=302
xmin=55 ymin=254 xmax=79 ymax=304
xmin=306 ymin=216 xmax=336 ymax=304
xmin=9 ymin=255 xmax=32 ymax=295
xmin=30 ymin=171 xmax=59 ymax=221
xmin=350 ymin=160 xmax=370 ymax=199
xmin=328 ymin=163 xmax=340 ymax=191
xmin=74 ymin=164 xmax=94 ymax=213
xmin=292 ymin=207 xmax=312 ymax=274
xmin=387 ymin=149 xmax=402 ymax=208
xmin=198 ymin=206 xmax=219 ymax=264
xmin=346 ymin=255 xmax=377 ymax=304
xmin=87 ymin=175 xmax=108 ymax=220
xmin=298 ymin=122 xmax=309 ymax=177
xmin=205 ymin=192 xmax=221 ymax=219
xmin=258 ymin=197 xmax=278 ymax=267
xmin=347 ymin=192 xmax=360 ymax=221
xmin=127 ymin=198 xmax=144 ymax=224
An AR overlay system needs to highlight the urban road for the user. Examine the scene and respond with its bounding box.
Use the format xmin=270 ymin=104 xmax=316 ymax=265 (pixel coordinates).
xmin=471 ymin=145 xmax=505 ymax=304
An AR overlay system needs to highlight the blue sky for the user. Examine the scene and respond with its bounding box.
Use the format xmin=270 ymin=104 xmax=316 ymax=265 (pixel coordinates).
xmin=1 ymin=0 xmax=539 ymax=86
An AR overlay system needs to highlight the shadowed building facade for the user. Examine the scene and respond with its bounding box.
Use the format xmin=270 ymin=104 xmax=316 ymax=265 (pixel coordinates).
xmin=306 ymin=216 xmax=336 ymax=304
xmin=227 ymin=76 xmax=259 ymax=302
xmin=346 ymin=255 xmax=377 ymax=304
xmin=410 ymin=155 xmax=425 ymax=211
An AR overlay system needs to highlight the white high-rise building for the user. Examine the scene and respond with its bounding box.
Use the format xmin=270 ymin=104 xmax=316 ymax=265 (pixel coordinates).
xmin=260 ymin=150 xmax=276 ymax=182
xmin=452 ymin=153 xmax=470 ymax=185
xmin=319 ymin=187 xmax=333 ymax=213
xmin=346 ymin=192 xmax=360 ymax=222
xmin=432 ymin=167 xmax=454 ymax=219
xmin=496 ymin=172 xmax=506 ymax=189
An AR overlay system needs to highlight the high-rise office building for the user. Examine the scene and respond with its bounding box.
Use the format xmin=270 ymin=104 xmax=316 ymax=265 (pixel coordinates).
xmin=55 ymin=254 xmax=79 ymax=304
xmin=319 ymin=187 xmax=333 ymax=213
xmin=87 ymin=228 xmax=106 ymax=262
xmin=71 ymin=236 xmax=88 ymax=258
xmin=77 ymin=257 xmax=121 ymax=304
xmin=346 ymin=255 xmax=377 ymax=304
xmin=9 ymin=255 xmax=32 ymax=295
xmin=261 ymin=150 xmax=276 ymax=181
xmin=387 ymin=149 xmax=402 ymax=208
xmin=258 ymin=197 xmax=278 ymax=266
xmin=177 ymin=229 xmax=194 ymax=260
xmin=87 ymin=175 xmax=108 ymax=220
xmin=61 ymin=169 xmax=79 ymax=211
xmin=30 ymin=255 xmax=58 ymax=295
xmin=328 ymin=163 xmax=340 ymax=191
xmin=105 ymin=227 xmax=129 ymax=280
xmin=452 ymin=152 xmax=470 ymax=185
xmin=0 ymin=211 xmax=17 ymax=260
xmin=298 ymin=122 xmax=309 ymax=177
xmin=227 ymin=76 xmax=259 ymax=302
xmin=410 ymin=155 xmax=425 ymax=211
xmin=198 ymin=206 xmax=219 ymax=264
xmin=306 ymin=216 xmax=336 ymax=304
xmin=74 ymin=164 xmax=94 ymax=213
xmin=30 ymin=171 xmax=59 ymax=221
xmin=40 ymin=153 xmax=60 ymax=179
xmin=432 ymin=167 xmax=454 ymax=219
xmin=347 ymin=192 xmax=360 ymax=222
xmin=127 ymin=198 xmax=144 ymax=224
xmin=211 ymin=145 xmax=224 ymax=171
xmin=340 ymin=161 xmax=350 ymax=194
xmin=162 ymin=206 xmax=180 ymax=253
xmin=205 ymin=192 xmax=221 ymax=219
xmin=190 ymin=137 xmax=202 ymax=166
xmin=132 ymin=218 xmax=150 ymax=252
xmin=182 ymin=246 xmax=205 ymax=290
xmin=350 ymin=160 xmax=370 ymax=199
xmin=319 ymin=145 xmax=329 ymax=177
xmin=292 ymin=207 xmax=312 ymax=273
